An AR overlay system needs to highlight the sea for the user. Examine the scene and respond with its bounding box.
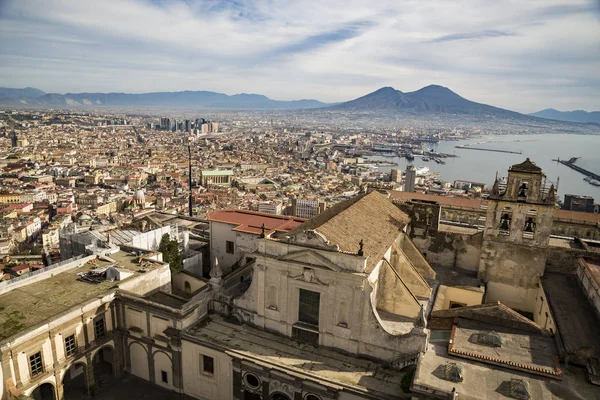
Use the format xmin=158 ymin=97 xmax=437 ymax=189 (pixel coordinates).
xmin=366 ymin=133 xmax=600 ymax=200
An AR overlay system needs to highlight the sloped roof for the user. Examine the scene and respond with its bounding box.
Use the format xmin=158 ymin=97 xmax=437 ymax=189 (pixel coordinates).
xmin=289 ymin=191 xmax=410 ymax=272
xmin=431 ymin=302 xmax=544 ymax=333
xmin=207 ymin=210 xmax=305 ymax=236
xmin=509 ymin=158 xmax=542 ymax=174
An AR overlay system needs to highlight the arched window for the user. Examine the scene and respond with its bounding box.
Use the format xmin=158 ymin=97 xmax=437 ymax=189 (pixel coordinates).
xmin=499 ymin=207 xmax=512 ymax=234
xmin=523 ymin=210 xmax=537 ymax=239
xmin=184 ymin=281 xmax=191 ymax=293
xmin=518 ymin=181 xmax=529 ymax=197
xmin=267 ymin=285 xmax=278 ymax=310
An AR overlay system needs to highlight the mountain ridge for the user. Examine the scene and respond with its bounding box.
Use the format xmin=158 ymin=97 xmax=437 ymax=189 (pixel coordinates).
xmin=529 ymin=108 xmax=600 ymax=124
xmin=327 ymin=84 xmax=524 ymax=118
xmin=0 ymin=88 xmax=328 ymax=110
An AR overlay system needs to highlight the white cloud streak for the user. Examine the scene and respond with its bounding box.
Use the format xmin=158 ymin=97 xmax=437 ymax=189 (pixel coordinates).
xmin=0 ymin=0 xmax=598 ymax=112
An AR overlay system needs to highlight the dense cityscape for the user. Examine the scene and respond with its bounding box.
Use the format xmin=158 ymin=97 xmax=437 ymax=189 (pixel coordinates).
xmin=1 ymin=0 xmax=600 ymax=399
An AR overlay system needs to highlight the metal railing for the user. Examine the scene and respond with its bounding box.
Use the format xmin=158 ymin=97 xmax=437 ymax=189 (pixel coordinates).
xmin=0 ymin=255 xmax=85 ymax=287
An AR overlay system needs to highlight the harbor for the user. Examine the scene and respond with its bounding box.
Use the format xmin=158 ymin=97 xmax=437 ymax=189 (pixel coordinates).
xmin=455 ymin=145 xmax=522 ymax=154
xmin=554 ymin=157 xmax=600 ymax=186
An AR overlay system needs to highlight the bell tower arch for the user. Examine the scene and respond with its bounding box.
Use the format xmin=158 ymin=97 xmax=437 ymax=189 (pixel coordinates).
xmin=478 ymin=158 xmax=556 ymax=313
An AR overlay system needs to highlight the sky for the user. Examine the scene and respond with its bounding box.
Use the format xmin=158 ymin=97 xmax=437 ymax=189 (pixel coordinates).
xmin=0 ymin=0 xmax=599 ymax=113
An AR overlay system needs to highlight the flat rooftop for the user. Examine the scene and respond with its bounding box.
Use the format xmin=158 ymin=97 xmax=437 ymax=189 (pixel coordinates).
xmin=207 ymin=210 xmax=305 ymax=235
xmin=185 ymin=315 xmax=409 ymax=399
xmin=450 ymin=319 xmax=560 ymax=377
xmin=413 ymin=343 xmax=599 ymax=400
xmin=0 ymin=251 xmax=157 ymax=342
xmin=543 ymin=273 xmax=600 ymax=359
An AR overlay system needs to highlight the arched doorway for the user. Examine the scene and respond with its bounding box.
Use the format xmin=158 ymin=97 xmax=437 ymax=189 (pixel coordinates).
xmin=93 ymin=345 xmax=115 ymax=390
xmin=62 ymin=362 xmax=88 ymax=398
xmin=30 ymin=382 xmax=55 ymax=400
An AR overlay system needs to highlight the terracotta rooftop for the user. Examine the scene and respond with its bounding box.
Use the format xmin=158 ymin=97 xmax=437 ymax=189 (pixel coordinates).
xmin=388 ymin=190 xmax=483 ymax=209
xmin=581 ymin=258 xmax=600 ymax=289
xmin=206 ymin=210 xmax=305 ymax=236
xmin=389 ymin=190 xmax=600 ymax=225
xmin=553 ymin=209 xmax=600 ymax=224
xmin=290 ymin=191 xmax=410 ymax=272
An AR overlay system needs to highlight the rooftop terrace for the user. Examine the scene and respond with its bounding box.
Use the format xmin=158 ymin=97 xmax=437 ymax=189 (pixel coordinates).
xmin=0 ymin=250 xmax=159 ymax=342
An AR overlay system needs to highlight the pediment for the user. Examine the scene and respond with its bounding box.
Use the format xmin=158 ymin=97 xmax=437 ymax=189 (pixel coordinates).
xmin=280 ymin=249 xmax=342 ymax=271
xmin=431 ymin=302 xmax=543 ymax=333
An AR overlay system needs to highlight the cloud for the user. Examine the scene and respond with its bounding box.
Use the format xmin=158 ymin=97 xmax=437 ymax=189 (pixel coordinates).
xmin=428 ymin=30 xmax=517 ymax=43
xmin=0 ymin=0 xmax=598 ymax=113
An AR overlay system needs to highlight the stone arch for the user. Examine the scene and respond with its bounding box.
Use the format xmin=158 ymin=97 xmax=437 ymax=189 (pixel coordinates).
xmin=25 ymin=379 xmax=56 ymax=399
xmin=93 ymin=344 xmax=115 ymax=380
xmin=152 ymin=349 xmax=172 ymax=362
xmin=271 ymin=393 xmax=292 ymax=400
xmin=91 ymin=342 xmax=115 ymax=360
xmin=62 ymin=361 xmax=88 ymax=398
xmin=58 ymin=357 xmax=88 ymax=382
xmin=153 ymin=350 xmax=173 ymax=387
xmin=128 ymin=341 xmax=149 ymax=381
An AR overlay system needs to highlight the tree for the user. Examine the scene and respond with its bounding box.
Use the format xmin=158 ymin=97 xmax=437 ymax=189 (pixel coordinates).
xmin=158 ymin=233 xmax=183 ymax=274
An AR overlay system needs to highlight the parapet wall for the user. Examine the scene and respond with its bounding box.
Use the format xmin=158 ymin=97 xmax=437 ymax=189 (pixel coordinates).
xmin=0 ymin=255 xmax=95 ymax=296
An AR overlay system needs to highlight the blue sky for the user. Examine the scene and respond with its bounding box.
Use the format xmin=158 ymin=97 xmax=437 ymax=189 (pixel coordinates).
xmin=0 ymin=0 xmax=598 ymax=113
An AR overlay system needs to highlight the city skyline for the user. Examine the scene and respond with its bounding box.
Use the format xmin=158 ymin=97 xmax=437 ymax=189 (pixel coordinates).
xmin=0 ymin=0 xmax=599 ymax=113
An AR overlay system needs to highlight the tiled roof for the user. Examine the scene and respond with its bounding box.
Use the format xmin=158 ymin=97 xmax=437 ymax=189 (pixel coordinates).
xmin=388 ymin=190 xmax=483 ymax=209
xmin=207 ymin=210 xmax=305 ymax=236
xmin=290 ymin=191 xmax=410 ymax=272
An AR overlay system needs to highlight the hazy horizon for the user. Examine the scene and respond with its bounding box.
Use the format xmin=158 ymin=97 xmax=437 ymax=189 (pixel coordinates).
xmin=1 ymin=0 xmax=599 ymax=114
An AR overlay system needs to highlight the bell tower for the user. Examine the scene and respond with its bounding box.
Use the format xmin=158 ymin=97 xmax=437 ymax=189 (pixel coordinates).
xmin=478 ymin=158 xmax=555 ymax=313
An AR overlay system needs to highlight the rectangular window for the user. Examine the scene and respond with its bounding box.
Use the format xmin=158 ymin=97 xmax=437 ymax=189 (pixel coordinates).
xmin=292 ymin=327 xmax=319 ymax=346
xmin=226 ymin=241 xmax=235 ymax=254
xmin=29 ymin=352 xmax=43 ymax=376
xmin=298 ymin=289 xmax=320 ymax=327
xmin=202 ymin=355 xmax=214 ymax=374
xmin=161 ymin=370 xmax=168 ymax=383
xmin=94 ymin=318 xmax=106 ymax=340
xmin=65 ymin=334 xmax=76 ymax=357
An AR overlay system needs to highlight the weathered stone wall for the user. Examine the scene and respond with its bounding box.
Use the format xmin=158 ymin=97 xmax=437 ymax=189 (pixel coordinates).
xmin=410 ymin=230 xmax=483 ymax=272
xmin=546 ymin=245 xmax=600 ymax=275
xmin=552 ymin=219 xmax=600 ymax=241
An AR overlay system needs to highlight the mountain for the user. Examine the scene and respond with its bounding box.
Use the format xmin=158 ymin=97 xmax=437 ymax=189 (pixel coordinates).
xmin=529 ymin=108 xmax=600 ymax=124
xmin=328 ymin=85 xmax=523 ymax=118
xmin=0 ymin=88 xmax=327 ymax=110
xmin=0 ymin=87 xmax=46 ymax=99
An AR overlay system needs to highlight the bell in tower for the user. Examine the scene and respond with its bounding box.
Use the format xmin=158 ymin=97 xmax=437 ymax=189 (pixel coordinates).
xmin=500 ymin=213 xmax=511 ymax=231
xmin=518 ymin=182 xmax=528 ymax=197
xmin=524 ymin=217 xmax=536 ymax=233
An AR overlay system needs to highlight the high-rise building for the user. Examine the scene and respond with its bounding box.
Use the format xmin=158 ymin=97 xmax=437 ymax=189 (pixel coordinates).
xmin=404 ymin=166 xmax=416 ymax=192
xmin=390 ymin=168 xmax=402 ymax=183
xmin=10 ymin=130 xmax=17 ymax=147
xmin=185 ymin=119 xmax=191 ymax=133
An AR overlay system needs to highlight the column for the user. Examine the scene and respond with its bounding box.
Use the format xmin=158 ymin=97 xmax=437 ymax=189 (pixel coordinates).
xmin=85 ymin=354 xmax=96 ymax=396
xmin=147 ymin=343 xmax=155 ymax=384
